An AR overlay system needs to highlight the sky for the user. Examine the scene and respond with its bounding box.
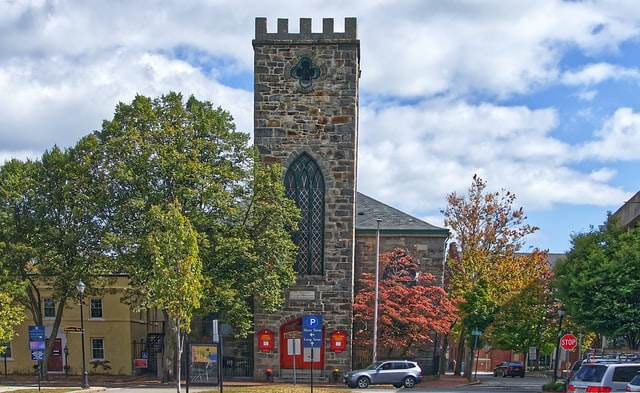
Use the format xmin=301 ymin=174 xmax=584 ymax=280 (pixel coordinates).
xmin=2 ymin=0 xmax=640 ymax=254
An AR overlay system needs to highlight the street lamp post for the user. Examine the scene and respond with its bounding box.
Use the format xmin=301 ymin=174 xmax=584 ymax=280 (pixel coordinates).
xmin=552 ymin=308 xmax=565 ymax=383
xmin=76 ymin=280 xmax=90 ymax=389
xmin=372 ymin=218 xmax=381 ymax=363
xmin=63 ymin=345 xmax=69 ymax=377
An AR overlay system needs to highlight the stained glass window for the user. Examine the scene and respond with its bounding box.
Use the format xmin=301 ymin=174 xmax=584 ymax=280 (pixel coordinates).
xmin=284 ymin=153 xmax=325 ymax=275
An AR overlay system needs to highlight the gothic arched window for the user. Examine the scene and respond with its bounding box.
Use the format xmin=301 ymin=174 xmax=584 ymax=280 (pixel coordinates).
xmin=284 ymin=153 xmax=325 ymax=275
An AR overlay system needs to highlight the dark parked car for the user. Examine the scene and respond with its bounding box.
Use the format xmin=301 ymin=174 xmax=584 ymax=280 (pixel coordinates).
xmin=342 ymin=360 xmax=423 ymax=389
xmin=493 ymin=361 xmax=525 ymax=378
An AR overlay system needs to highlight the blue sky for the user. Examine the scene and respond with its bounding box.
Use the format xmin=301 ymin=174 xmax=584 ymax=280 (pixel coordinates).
xmin=2 ymin=0 xmax=640 ymax=254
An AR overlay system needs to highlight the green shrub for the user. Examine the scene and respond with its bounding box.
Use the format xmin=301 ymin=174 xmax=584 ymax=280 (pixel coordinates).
xmin=542 ymin=381 xmax=566 ymax=392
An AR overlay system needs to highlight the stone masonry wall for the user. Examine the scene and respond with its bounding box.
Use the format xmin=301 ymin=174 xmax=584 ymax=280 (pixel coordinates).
xmin=252 ymin=17 xmax=360 ymax=380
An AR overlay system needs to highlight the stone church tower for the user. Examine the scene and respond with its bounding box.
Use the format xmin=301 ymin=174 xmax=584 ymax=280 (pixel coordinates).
xmin=252 ymin=17 xmax=360 ymax=379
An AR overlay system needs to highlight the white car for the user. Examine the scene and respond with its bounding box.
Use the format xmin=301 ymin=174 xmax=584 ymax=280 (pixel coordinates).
xmin=626 ymin=373 xmax=640 ymax=392
xmin=342 ymin=360 xmax=423 ymax=389
xmin=568 ymin=363 xmax=640 ymax=392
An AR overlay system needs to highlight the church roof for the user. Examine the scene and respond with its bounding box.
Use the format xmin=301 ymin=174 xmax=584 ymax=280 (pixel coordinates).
xmin=355 ymin=192 xmax=449 ymax=235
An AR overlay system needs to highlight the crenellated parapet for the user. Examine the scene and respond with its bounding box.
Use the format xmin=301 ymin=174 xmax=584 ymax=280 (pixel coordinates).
xmin=254 ymin=17 xmax=358 ymax=43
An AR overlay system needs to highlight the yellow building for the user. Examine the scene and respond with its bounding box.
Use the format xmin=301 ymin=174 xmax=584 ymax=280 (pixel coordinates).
xmin=4 ymin=276 xmax=163 ymax=376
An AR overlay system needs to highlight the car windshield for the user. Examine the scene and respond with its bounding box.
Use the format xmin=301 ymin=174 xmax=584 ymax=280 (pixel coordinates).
xmin=573 ymin=365 xmax=606 ymax=382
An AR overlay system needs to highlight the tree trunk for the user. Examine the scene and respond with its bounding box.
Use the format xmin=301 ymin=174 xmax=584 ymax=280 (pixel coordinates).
xmin=175 ymin=324 xmax=183 ymax=393
xmin=439 ymin=332 xmax=449 ymax=374
xmin=454 ymin=327 xmax=466 ymax=376
xmin=162 ymin=313 xmax=176 ymax=384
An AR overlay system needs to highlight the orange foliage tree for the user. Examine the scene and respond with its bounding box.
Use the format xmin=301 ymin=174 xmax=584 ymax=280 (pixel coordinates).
xmin=442 ymin=174 xmax=550 ymax=375
xmin=353 ymin=248 xmax=459 ymax=358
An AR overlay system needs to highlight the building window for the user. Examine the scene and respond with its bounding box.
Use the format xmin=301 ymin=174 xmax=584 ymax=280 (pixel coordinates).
xmin=44 ymin=298 xmax=55 ymax=318
xmin=284 ymin=153 xmax=325 ymax=275
xmin=90 ymin=298 xmax=103 ymax=319
xmin=1 ymin=342 xmax=11 ymax=358
xmin=91 ymin=338 xmax=104 ymax=360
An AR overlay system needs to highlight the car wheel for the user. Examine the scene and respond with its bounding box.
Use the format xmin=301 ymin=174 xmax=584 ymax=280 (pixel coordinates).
xmin=493 ymin=371 xmax=498 ymax=377
xmin=403 ymin=376 xmax=417 ymax=388
xmin=357 ymin=376 xmax=370 ymax=388
xmin=520 ymin=375 xmax=525 ymax=378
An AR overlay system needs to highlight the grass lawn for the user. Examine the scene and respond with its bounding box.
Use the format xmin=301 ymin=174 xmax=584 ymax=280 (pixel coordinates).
xmin=202 ymin=386 xmax=347 ymax=393
xmin=1 ymin=384 xmax=350 ymax=393
xmin=0 ymin=388 xmax=78 ymax=393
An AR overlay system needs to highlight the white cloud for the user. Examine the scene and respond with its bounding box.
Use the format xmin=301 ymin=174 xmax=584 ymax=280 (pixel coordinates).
xmin=0 ymin=48 xmax=253 ymax=156
xmin=562 ymin=63 xmax=640 ymax=86
xmin=2 ymin=0 xmax=640 ymax=252
xmin=578 ymin=108 xmax=640 ymax=161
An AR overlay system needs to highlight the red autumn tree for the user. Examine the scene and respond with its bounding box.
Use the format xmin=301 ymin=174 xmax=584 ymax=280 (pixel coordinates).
xmin=353 ymin=248 xmax=459 ymax=357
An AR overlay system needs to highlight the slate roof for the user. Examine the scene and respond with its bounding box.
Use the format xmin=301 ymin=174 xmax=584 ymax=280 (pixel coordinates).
xmin=355 ymin=192 xmax=449 ymax=235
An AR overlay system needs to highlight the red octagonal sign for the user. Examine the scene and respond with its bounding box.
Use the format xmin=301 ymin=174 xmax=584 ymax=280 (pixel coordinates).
xmin=560 ymin=333 xmax=577 ymax=350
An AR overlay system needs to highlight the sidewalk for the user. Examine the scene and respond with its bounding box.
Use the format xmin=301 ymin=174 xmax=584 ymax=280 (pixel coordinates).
xmin=0 ymin=373 xmax=476 ymax=392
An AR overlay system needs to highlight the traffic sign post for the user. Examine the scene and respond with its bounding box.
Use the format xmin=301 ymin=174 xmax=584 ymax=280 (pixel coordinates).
xmin=560 ymin=334 xmax=577 ymax=350
xmin=28 ymin=325 xmax=45 ymax=386
xmin=302 ymin=315 xmax=322 ymax=393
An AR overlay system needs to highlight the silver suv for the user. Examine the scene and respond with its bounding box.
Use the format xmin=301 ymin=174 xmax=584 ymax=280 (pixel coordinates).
xmin=568 ymin=362 xmax=640 ymax=392
xmin=342 ymin=360 xmax=423 ymax=389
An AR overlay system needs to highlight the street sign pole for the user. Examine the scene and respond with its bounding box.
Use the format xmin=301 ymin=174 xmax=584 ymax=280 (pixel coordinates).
xmin=470 ymin=329 xmax=482 ymax=381
xmin=302 ymin=315 xmax=322 ymax=393
xmin=311 ymin=347 xmax=313 ymax=393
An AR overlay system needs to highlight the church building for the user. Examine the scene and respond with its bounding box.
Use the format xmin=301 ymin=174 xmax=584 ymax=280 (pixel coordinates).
xmin=249 ymin=17 xmax=450 ymax=382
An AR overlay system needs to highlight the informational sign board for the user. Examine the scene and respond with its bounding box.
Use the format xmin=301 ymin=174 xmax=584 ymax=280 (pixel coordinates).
xmin=29 ymin=326 xmax=45 ymax=350
xmin=302 ymin=315 xmax=323 ymax=348
xmin=133 ymin=359 xmax=148 ymax=368
xmin=287 ymin=338 xmax=301 ymax=355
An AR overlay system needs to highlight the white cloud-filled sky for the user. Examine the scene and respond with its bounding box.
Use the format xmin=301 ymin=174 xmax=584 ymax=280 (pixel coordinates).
xmin=2 ymin=0 xmax=640 ymax=253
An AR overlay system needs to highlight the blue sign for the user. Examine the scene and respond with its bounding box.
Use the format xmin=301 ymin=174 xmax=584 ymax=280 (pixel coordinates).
xmin=31 ymin=350 xmax=44 ymax=360
xmin=302 ymin=315 xmax=323 ymax=348
xmin=29 ymin=326 xmax=45 ymax=350
xmin=304 ymin=315 xmax=321 ymax=329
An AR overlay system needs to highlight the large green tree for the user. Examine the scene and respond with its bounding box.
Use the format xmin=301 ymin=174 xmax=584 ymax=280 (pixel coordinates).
xmin=554 ymin=216 xmax=640 ymax=349
xmin=0 ymin=146 xmax=114 ymax=376
xmin=489 ymin=269 xmax=553 ymax=355
xmin=0 ymin=266 xmax=26 ymax=353
xmin=138 ymin=201 xmax=203 ymax=391
xmin=0 ymin=159 xmax=33 ymax=352
xmin=87 ymin=92 xmax=300 ymax=334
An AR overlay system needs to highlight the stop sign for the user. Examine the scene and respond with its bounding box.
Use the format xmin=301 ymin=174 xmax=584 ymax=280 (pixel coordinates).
xmin=560 ymin=334 xmax=577 ymax=350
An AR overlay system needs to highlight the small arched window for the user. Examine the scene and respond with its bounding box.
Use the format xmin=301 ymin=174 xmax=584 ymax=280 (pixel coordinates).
xmin=284 ymin=153 xmax=325 ymax=275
